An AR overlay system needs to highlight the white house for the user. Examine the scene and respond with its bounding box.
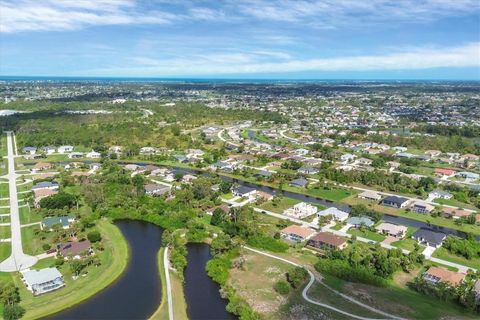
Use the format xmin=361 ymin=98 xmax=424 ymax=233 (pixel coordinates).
xmin=284 ymin=202 xmax=318 ymax=219
xmin=317 ymin=207 xmax=349 ymax=222
xmin=21 ymin=268 xmax=65 ymax=295
xmin=340 ymin=153 xmax=356 ymax=163
xmin=429 ymin=190 xmax=453 ymax=200
xmin=58 ymin=145 xmax=74 ymax=153
xmin=86 ymin=150 xmax=101 ymax=159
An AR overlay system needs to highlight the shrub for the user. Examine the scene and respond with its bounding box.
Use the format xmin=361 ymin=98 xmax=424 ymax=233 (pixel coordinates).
xmin=274 ymin=280 xmax=291 ymax=295
xmin=246 ymin=234 xmax=288 ymax=253
xmin=315 ymin=259 xmax=388 ymax=287
xmin=42 ymin=244 xmax=51 ymax=251
xmin=87 ymin=230 xmax=102 ymax=243
xmin=286 ymin=266 xmax=308 ymax=288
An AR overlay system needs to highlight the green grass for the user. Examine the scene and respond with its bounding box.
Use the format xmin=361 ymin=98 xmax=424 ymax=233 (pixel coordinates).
xmin=19 ymin=206 xmax=43 ymax=224
xmin=0 ymin=183 xmax=9 ymax=198
xmin=15 ymin=220 xmax=129 ymax=320
xmin=0 ymin=243 xmax=11 ymax=262
xmin=0 ymin=226 xmax=11 ymax=239
xmin=150 ymin=247 xmax=188 ymax=320
xmin=331 ymin=222 xmax=344 ymax=231
xmin=432 ymin=247 xmax=480 ymax=270
xmin=391 ymin=238 xmax=425 ymax=252
xmin=258 ymin=197 xmax=300 ymax=213
xmin=21 ymin=225 xmax=45 ymax=255
xmin=433 ymin=198 xmax=476 ymax=210
xmin=347 ymin=228 xmax=386 ymax=242
xmin=321 ymin=274 xmax=476 ymax=319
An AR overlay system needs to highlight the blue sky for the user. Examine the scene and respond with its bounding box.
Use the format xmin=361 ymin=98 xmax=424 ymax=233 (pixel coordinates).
xmin=0 ymin=0 xmax=479 ymax=79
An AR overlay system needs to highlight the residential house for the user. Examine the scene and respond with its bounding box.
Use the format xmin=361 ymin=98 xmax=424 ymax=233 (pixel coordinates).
xmin=280 ymin=225 xmax=316 ymax=242
xmin=441 ymin=207 xmax=472 ymax=220
xmin=32 ymin=162 xmax=52 ymax=172
xmin=232 ymin=185 xmax=257 ymax=198
xmin=298 ymin=167 xmax=319 ymax=175
xmin=289 ymin=177 xmax=308 ymax=188
xmin=68 ymin=152 xmax=84 ymax=159
xmin=42 ymin=146 xmax=56 ymax=155
xmin=32 ymin=181 xmax=59 ymax=191
xmin=41 ymin=216 xmax=75 ymax=231
xmin=144 ymin=184 xmax=171 ymax=197
xmin=425 ymin=150 xmax=442 ymax=158
xmin=457 ymin=171 xmax=480 ymax=180
xmin=412 ymin=228 xmax=446 ymax=248
xmin=86 ymin=150 xmax=101 ymax=159
xmin=429 ymin=190 xmax=453 ymax=200
xmin=317 ymin=207 xmax=349 ymax=222
xmin=308 ymin=232 xmax=348 ymax=251
xmin=33 ymin=188 xmax=58 ymax=208
xmin=434 ymin=168 xmax=456 ymax=177
xmin=411 ymin=201 xmax=435 ymax=214
xmin=423 ymin=267 xmax=465 ymax=287
xmin=58 ymin=145 xmax=74 ymax=153
xmin=21 ymin=267 xmax=65 ymax=295
xmin=284 ymin=202 xmax=318 ymax=219
xmin=346 ymin=216 xmax=374 ymax=228
xmin=375 ymin=222 xmax=408 ymax=238
xmin=139 ymin=146 xmax=157 ymax=155
xmin=23 ymin=147 xmax=37 ymax=155
xmin=340 ymin=153 xmax=356 ymax=163
xmin=358 ymin=190 xmax=382 ymax=201
xmin=58 ymin=240 xmax=93 ymax=259
xmin=182 ymin=174 xmax=197 ymax=184
xmin=474 ymin=280 xmax=480 ymax=303
xmin=356 ymin=158 xmax=373 ymax=166
xmin=109 ymin=145 xmax=123 ymax=155
xmin=186 ymin=149 xmax=205 ymax=160
xmin=381 ymin=196 xmax=409 ymax=208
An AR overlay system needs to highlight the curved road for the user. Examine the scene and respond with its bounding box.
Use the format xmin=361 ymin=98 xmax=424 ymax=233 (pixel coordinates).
xmin=244 ymin=246 xmax=405 ymax=320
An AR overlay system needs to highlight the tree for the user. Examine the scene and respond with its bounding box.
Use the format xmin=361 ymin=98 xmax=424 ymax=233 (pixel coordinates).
xmin=211 ymin=208 xmax=226 ymax=226
xmin=87 ymin=230 xmax=102 ymax=243
xmin=3 ymin=305 xmax=25 ymax=320
xmin=274 ymin=280 xmax=290 ymax=295
xmin=286 ymin=267 xmax=308 ymax=288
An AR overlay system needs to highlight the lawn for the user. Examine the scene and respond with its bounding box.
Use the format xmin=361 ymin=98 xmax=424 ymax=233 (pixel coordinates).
xmin=432 ymin=247 xmax=480 ymax=270
xmin=305 ymin=186 xmax=357 ymax=202
xmin=321 ymin=274 xmax=476 ymax=319
xmin=258 ymin=197 xmax=299 ymax=213
xmin=21 ymin=225 xmax=45 ymax=255
xmin=391 ymin=238 xmax=425 ymax=252
xmin=0 ymin=226 xmax=11 ymax=239
xmin=14 ymin=220 xmax=129 ymax=319
xmin=0 ymin=183 xmax=9 ymax=198
xmin=331 ymin=222 xmax=344 ymax=231
xmin=433 ymin=198 xmax=476 ymax=210
xmin=149 ymin=247 xmax=188 ymax=320
xmin=0 ymin=243 xmax=11 ymax=262
xmin=347 ymin=228 xmax=386 ymax=242
xmin=19 ymin=206 xmax=43 ymax=224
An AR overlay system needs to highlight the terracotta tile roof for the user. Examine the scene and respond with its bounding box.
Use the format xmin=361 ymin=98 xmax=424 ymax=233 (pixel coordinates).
xmin=310 ymin=232 xmax=347 ymax=247
xmin=425 ymin=267 xmax=465 ymax=286
xmin=434 ymin=168 xmax=456 ymax=175
xmin=281 ymin=225 xmax=315 ymax=239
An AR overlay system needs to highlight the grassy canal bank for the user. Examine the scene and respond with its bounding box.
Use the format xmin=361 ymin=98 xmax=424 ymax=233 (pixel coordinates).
xmin=0 ymin=220 xmax=129 ymax=319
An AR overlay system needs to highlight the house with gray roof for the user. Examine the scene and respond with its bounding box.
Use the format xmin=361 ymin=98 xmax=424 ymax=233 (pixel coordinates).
xmin=346 ymin=216 xmax=374 ymax=228
xmin=412 ymin=228 xmax=447 ymax=248
xmin=21 ymin=267 xmax=65 ymax=295
xmin=41 ymin=216 xmax=75 ymax=231
xmin=290 ymin=177 xmax=308 ymax=188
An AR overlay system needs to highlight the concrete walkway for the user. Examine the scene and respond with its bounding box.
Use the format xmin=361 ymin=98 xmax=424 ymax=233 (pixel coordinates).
xmin=244 ymin=246 xmax=404 ymax=320
xmin=164 ymin=247 xmax=174 ymax=320
xmin=0 ymin=131 xmax=37 ymax=272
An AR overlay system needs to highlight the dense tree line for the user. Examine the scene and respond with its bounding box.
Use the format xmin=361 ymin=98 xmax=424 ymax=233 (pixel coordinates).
xmin=442 ymin=235 xmax=480 ymax=260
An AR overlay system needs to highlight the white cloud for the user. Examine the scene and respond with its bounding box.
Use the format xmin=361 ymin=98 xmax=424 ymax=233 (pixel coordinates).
xmin=84 ymin=42 xmax=480 ymax=76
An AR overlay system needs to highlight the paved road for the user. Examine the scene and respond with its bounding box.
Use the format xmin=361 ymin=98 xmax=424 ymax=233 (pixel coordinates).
xmin=0 ymin=131 xmax=37 ymax=272
xmin=163 ymin=247 xmax=174 ymax=320
xmin=244 ymin=246 xmax=404 ymax=320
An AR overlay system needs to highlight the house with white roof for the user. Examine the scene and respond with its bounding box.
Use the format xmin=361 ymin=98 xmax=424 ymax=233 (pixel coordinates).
xmin=21 ymin=267 xmax=65 ymax=295
xmin=317 ymin=207 xmax=349 ymax=222
xmin=284 ymin=202 xmax=318 ymax=219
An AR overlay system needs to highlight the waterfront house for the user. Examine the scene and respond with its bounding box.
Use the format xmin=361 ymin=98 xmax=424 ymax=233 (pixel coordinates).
xmin=42 ymin=146 xmax=56 ymax=155
xmin=289 ymin=177 xmax=308 ymax=188
xmin=280 ymin=225 xmax=316 ymax=242
xmin=423 ymin=267 xmax=465 ymax=287
xmin=21 ymin=267 xmax=65 ymax=295
xmin=32 ymin=162 xmax=52 ymax=172
xmin=58 ymin=240 xmax=93 ymax=259
xmin=358 ymin=190 xmax=382 ymax=201
xmin=23 ymin=147 xmax=37 ymax=155
xmin=441 ymin=207 xmax=472 ymax=220
xmin=381 ymin=196 xmax=409 ymax=208
xmin=298 ymin=167 xmax=319 ymax=175
xmin=308 ymin=232 xmax=348 ymax=251
xmin=68 ymin=152 xmax=84 ymax=159
xmin=86 ymin=150 xmax=101 ymax=159
xmin=375 ymin=222 xmax=408 ymax=238
xmin=410 ymin=201 xmax=435 ymax=214
xmin=58 ymin=145 xmax=74 ymax=153
xmin=412 ymin=228 xmax=446 ymax=248
xmin=346 ymin=216 xmax=374 ymax=228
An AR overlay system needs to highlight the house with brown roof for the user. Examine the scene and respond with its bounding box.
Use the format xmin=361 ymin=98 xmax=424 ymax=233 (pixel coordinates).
xmin=423 ymin=267 xmax=465 ymax=287
xmin=33 ymin=188 xmax=58 ymax=208
xmin=434 ymin=168 xmax=456 ymax=177
xmin=58 ymin=240 xmax=93 ymax=260
xmin=280 ymin=225 xmax=315 ymax=242
xmin=441 ymin=207 xmax=472 ymax=220
xmin=308 ymin=232 xmax=348 ymax=251
xmin=32 ymin=162 xmax=52 ymax=172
